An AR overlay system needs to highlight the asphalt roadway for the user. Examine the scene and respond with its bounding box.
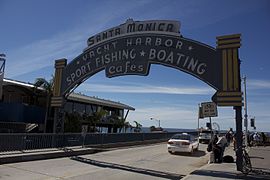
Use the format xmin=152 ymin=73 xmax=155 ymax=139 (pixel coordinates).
xmin=0 ymin=143 xmax=209 ymax=180
xmin=1 ymin=143 xmax=270 ymax=180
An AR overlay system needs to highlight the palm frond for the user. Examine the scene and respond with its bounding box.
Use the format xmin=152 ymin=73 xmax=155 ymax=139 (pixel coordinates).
xmin=34 ymin=77 xmax=53 ymax=92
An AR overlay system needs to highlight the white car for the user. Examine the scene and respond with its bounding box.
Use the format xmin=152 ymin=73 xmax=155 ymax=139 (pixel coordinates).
xmin=167 ymin=133 xmax=199 ymax=154
xmin=198 ymin=130 xmax=212 ymax=143
xmin=198 ymin=130 xmax=218 ymax=143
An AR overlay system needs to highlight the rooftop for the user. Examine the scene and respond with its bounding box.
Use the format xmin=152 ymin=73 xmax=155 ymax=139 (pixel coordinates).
xmin=3 ymin=78 xmax=135 ymax=111
xmin=67 ymin=93 xmax=135 ymax=111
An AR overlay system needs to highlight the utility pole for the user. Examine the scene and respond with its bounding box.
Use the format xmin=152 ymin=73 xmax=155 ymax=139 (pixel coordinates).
xmin=198 ymin=104 xmax=200 ymax=138
xmin=243 ymin=76 xmax=248 ymax=146
xmin=0 ymin=53 xmax=6 ymax=101
xmin=209 ymin=116 xmax=212 ymax=139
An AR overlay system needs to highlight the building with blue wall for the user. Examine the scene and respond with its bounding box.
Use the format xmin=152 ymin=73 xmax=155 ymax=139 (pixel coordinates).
xmin=0 ymin=78 xmax=134 ymax=133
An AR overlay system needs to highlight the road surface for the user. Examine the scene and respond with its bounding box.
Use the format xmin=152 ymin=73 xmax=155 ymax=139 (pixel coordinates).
xmin=0 ymin=143 xmax=209 ymax=180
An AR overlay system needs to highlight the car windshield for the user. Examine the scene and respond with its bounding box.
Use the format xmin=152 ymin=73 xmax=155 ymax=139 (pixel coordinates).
xmin=200 ymin=130 xmax=211 ymax=134
xmin=171 ymin=134 xmax=191 ymax=140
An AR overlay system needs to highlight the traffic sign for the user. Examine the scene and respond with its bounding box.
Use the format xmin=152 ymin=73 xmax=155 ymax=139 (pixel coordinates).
xmin=201 ymin=102 xmax=218 ymax=117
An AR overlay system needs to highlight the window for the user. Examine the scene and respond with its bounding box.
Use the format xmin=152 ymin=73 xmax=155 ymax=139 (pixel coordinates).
xmin=64 ymin=102 xmax=73 ymax=113
xmin=86 ymin=104 xmax=97 ymax=115
xmin=172 ymin=134 xmax=191 ymax=140
xmin=73 ymin=102 xmax=86 ymax=115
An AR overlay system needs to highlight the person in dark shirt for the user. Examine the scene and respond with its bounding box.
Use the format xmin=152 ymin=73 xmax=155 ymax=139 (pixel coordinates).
xmin=207 ymin=134 xmax=222 ymax=163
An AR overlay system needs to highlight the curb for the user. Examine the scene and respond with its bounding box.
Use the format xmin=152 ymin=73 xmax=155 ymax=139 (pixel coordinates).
xmin=0 ymin=148 xmax=101 ymax=164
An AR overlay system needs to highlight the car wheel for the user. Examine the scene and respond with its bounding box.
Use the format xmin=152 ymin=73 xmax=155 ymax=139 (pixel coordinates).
xmin=168 ymin=150 xmax=173 ymax=154
xmin=190 ymin=148 xmax=194 ymax=155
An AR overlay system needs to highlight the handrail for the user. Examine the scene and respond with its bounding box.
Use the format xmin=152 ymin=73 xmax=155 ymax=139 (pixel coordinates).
xmin=0 ymin=131 xmax=196 ymax=152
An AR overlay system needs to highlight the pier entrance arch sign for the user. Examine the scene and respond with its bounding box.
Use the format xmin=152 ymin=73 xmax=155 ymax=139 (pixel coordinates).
xmin=51 ymin=19 xmax=243 ymax=170
xmin=52 ymin=19 xmax=242 ymax=106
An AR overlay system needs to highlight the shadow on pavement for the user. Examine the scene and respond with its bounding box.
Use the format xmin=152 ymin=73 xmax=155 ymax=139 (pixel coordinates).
xmin=172 ymin=150 xmax=206 ymax=157
xmin=190 ymin=169 xmax=270 ymax=180
xmin=253 ymin=167 xmax=270 ymax=172
xmin=70 ymin=156 xmax=185 ymax=180
xmin=191 ymin=169 xmax=241 ymax=179
xmin=250 ymin=156 xmax=264 ymax=160
xmin=252 ymin=168 xmax=270 ymax=179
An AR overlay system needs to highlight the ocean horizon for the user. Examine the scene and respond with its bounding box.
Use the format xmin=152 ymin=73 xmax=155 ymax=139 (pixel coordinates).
xmin=141 ymin=127 xmax=197 ymax=133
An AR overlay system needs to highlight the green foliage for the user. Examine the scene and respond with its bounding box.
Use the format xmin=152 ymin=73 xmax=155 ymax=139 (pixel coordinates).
xmin=64 ymin=112 xmax=82 ymax=132
xmin=33 ymin=77 xmax=54 ymax=133
xmin=64 ymin=109 xmax=109 ymax=133
xmin=134 ymin=121 xmax=142 ymax=132
xmin=34 ymin=77 xmax=54 ymax=93
xmin=115 ymin=116 xmax=125 ymax=133
xmin=124 ymin=121 xmax=133 ymax=132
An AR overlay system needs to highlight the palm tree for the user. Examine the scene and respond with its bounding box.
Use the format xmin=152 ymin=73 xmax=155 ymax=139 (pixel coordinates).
xmin=133 ymin=121 xmax=142 ymax=133
xmin=124 ymin=121 xmax=131 ymax=133
xmin=88 ymin=109 xmax=107 ymax=132
xmin=64 ymin=112 xmax=81 ymax=132
xmin=115 ymin=116 xmax=125 ymax=133
xmin=34 ymin=77 xmax=54 ymax=133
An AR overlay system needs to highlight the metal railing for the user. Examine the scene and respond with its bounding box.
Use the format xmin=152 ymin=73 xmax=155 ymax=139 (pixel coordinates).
xmin=0 ymin=132 xmax=195 ymax=152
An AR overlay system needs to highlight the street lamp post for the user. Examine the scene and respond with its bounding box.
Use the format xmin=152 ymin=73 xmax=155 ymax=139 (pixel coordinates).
xmin=243 ymin=76 xmax=248 ymax=147
xmin=150 ymin=117 xmax=160 ymax=128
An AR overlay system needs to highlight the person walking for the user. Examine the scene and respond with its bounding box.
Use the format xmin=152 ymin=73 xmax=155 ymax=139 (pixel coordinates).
xmin=225 ymin=130 xmax=232 ymax=146
xmin=249 ymin=132 xmax=254 ymax=146
xmin=207 ymin=134 xmax=221 ymax=163
xmin=216 ymin=136 xmax=228 ymax=162
xmin=253 ymin=132 xmax=261 ymax=146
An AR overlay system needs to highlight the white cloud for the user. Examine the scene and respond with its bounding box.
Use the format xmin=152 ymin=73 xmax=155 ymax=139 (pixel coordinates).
xmin=78 ymin=83 xmax=213 ymax=95
xmin=248 ymin=79 xmax=270 ymax=89
xmin=5 ymin=2 xmax=150 ymax=78
xmin=127 ymin=106 xmax=198 ymax=128
xmin=127 ymin=106 xmax=235 ymax=130
xmin=6 ymin=28 xmax=89 ymax=78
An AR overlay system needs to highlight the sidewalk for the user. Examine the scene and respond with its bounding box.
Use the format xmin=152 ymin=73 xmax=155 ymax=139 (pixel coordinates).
xmin=0 ymin=146 xmax=101 ymax=164
xmin=182 ymin=146 xmax=270 ymax=180
xmin=1 ymin=144 xmax=270 ymax=179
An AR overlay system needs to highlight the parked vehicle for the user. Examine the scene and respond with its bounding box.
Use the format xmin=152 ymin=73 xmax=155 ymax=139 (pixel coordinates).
xmin=167 ymin=133 xmax=199 ymax=154
xmin=198 ymin=129 xmax=213 ymax=143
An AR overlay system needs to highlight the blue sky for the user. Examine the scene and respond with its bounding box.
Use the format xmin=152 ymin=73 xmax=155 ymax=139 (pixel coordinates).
xmin=1 ymin=0 xmax=270 ymax=131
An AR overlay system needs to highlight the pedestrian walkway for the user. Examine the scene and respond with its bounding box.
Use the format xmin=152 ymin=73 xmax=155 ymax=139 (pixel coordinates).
xmin=249 ymin=146 xmax=270 ymax=177
xmin=0 ymin=146 xmax=100 ymax=164
xmin=182 ymin=146 xmax=270 ymax=180
xmin=1 ymin=143 xmax=270 ymax=179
